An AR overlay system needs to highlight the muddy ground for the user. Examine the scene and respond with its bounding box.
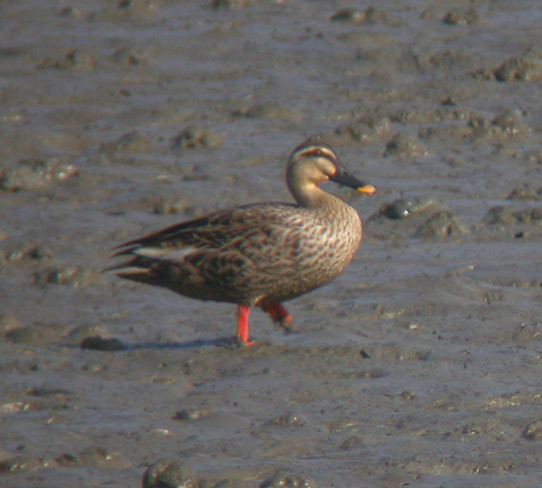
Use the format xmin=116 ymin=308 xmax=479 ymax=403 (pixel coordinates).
xmin=1 ymin=1 xmax=542 ymax=487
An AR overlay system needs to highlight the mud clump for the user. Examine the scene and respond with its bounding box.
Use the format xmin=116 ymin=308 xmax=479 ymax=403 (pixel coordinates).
xmin=212 ymin=0 xmax=251 ymax=9
xmin=6 ymin=242 xmax=53 ymax=262
xmin=171 ymin=125 xmax=224 ymax=150
xmin=0 ymin=456 xmax=52 ymax=474
xmin=506 ymin=186 xmax=542 ymax=201
xmin=484 ymin=206 xmax=542 ymax=226
xmin=260 ymin=471 xmax=318 ymax=488
xmin=0 ymin=158 xmax=78 ymax=192
xmin=6 ymin=323 xmax=70 ymax=346
xmin=38 ymin=47 xmax=96 ymax=72
xmin=55 ymin=447 xmax=130 ymax=468
xmin=99 ymin=131 xmax=153 ymax=156
xmin=522 ymin=420 xmax=542 ymax=441
xmin=174 ymin=408 xmax=211 ymax=421
xmin=143 ymin=459 xmax=199 ymax=488
xmin=0 ymin=314 xmax=20 ymax=336
xmin=441 ymin=8 xmax=480 ymax=26
xmin=334 ymin=115 xmax=392 ymax=144
xmin=330 ymin=6 xmax=388 ymax=25
xmin=414 ymin=211 xmax=470 ymax=239
xmin=232 ymin=102 xmax=303 ymax=123
xmin=383 ymin=132 xmax=431 ymax=158
xmin=485 ymin=48 xmax=542 ymax=82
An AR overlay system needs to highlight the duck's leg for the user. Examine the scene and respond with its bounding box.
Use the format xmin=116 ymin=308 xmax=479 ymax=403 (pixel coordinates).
xmin=264 ymin=304 xmax=294 ymax=332
xmin=237 ymin=305 xmax=255 ymax=346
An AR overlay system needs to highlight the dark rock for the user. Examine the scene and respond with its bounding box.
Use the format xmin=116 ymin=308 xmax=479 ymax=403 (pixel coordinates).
xmin=80 ymin=336 xmax=125 ymax=351
xmin=380 ymin=198 xmax=432 ymax=219
xmin=330 ymin=8 xmax=368 ymax=23
xmin=174 ymin=408 xmax=211 ymax=421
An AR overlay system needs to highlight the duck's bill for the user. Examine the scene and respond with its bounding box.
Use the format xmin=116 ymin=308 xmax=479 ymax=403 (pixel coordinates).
xmin=329 ymin=166 xmax=376 ymax=195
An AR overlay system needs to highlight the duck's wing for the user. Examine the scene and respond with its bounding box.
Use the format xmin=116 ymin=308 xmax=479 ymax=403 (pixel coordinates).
xmin=108 ymin=203 xmax=299 ymax=273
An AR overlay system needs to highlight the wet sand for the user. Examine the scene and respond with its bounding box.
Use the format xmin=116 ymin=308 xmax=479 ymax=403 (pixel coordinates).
xmin=1 ymin=1 xmax=542 ymax=486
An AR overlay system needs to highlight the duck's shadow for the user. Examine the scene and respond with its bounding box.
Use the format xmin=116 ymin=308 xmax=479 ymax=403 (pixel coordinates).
xmin=79 ymin=332 xmax=292 ymax=352
xmin=77 ymin=335 xmax=240 ymax=352
xmin=126 ymin=336 xmax=236 ymax=351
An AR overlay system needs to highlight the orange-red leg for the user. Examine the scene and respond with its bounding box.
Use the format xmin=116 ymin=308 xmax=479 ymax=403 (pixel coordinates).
xmin=264 ymin=304 xmax=294 ymax=330
xmin=237 ymin=305 xmax=255 ymax=346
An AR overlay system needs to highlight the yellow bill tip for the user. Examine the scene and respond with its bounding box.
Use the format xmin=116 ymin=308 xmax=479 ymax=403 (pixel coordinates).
xmin=357 ymin=184 xmax=377 ymax=195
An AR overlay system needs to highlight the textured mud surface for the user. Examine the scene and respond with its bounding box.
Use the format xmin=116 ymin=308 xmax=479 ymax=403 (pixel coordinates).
xmin=1 ymin=1 xmax=542 ymax=487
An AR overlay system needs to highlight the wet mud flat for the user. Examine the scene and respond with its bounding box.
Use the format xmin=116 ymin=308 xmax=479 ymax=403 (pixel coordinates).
xmin=1 ymin=0 xmax=542 ymax=487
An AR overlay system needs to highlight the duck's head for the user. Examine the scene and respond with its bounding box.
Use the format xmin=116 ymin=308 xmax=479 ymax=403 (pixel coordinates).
xmin=286 ymin=136 xmax=376 ymax=207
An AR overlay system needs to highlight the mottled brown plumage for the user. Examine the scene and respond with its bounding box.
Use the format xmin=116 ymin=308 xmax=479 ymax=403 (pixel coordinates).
xmin=110 ymin=137 xmax=376 ymax=345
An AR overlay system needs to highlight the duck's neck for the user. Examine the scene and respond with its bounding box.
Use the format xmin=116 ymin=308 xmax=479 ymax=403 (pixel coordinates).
xmin=291 ymin=182 xmax=344 ymax=214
